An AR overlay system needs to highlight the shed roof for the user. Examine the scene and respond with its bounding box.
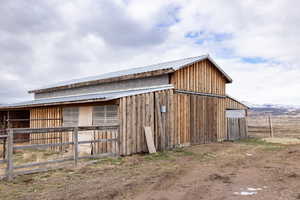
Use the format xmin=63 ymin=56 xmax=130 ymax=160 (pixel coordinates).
xmin=226 ymin=95 xmax=250 ymax=109
xmin=29 ymin=55 xmax=232 ymax=94
xmin=0 ymin=85 xmax=174 ymax=110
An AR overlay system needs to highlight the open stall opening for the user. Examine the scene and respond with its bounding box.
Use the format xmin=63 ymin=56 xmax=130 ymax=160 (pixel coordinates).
xmin=0 ymin=110 xmax=30 ymax=142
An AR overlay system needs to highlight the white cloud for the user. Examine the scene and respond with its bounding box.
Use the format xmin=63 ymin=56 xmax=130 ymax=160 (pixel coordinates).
xmin=0 ymin=0 xmax=300 ymax=105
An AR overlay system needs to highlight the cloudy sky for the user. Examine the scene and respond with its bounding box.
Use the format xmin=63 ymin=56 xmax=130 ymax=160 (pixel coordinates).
xmin=1 ymin=0 xmax=300 ymax=105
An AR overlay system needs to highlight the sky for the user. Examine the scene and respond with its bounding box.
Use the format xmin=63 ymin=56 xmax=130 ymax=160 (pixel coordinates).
xmin=0 ymin=0 xmax=300 ymax=105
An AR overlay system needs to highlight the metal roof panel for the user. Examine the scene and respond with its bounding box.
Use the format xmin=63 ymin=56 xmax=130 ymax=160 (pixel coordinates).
xmin=30 ymin=55 xmax=232 ymax=92
xmin=0 ymin=85 xmax=174 ymax=109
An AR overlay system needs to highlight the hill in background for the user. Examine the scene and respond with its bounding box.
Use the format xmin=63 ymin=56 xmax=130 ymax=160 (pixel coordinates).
xmin=243 ymin=102 xmax=300 ymax=116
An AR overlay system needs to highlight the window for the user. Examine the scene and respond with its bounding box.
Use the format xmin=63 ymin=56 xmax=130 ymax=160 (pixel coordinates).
xmin=93 ymin=105 xmax=118 ymax=125
xmin=63 ymin=107 xmax=79 ymax=127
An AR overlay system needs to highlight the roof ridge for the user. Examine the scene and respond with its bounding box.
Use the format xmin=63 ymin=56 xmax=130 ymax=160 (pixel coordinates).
xmin=29 ymin=54 xmax=233 ymax=93
xmin=31 ymin=55 xmax=208 ymax=92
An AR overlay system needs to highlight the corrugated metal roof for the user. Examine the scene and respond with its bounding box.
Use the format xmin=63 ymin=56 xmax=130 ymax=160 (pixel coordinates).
xmin=0 ymin=85 xmax=174 ymax=110
xmin=30 ymin=55 xmax=232 ymax=92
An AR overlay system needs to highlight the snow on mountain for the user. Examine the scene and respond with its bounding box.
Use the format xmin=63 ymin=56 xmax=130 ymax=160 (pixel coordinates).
xmin=242 ymin=101 xmax=300 ymax=109
xmin=242 ymin=101 xmax=300 ymax=116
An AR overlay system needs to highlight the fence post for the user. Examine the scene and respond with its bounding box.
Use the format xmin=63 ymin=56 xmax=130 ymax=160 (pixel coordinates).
xmin=245 ymin=117 xmax=248 ymax=138
xmin=268 ymin=115 xmax=274 ymax=138
xmin=115 ymin=128 xmax=119 ymax=156
xmin=73 ymin=127 xmax=79 ymax=167
xmin=6 ymin=129 xmax=14 ymax=181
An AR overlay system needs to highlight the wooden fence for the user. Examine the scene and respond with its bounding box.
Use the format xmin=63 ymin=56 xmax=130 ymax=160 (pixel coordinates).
xmin=248 ymin=115 xmax=300 ymax=138
xmin=0 ymin=125 xmax=119 ymax=181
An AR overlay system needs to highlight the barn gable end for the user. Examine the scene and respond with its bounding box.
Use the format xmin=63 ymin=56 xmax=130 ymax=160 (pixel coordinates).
xmin=170 ymin=59 xmax=227 ymax=95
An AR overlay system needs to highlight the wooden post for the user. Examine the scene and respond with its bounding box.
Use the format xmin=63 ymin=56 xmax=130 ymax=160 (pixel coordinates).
xmin=155 ymin=94 xmax=165 ymax=151
xmin=3 ymin=138 xmax=6 ymax=159
xmin=268 ymin=115 xmax=274 ymax=138
xmin=59 ymin=132 xmax=63 ymax=152
xmin=6 ymin=129 xmax=14 ymax=181
xmin=245 ymin=116 xmax=249 ymax=138
xmin=73 ymin=127 xmax=79 ymax=167
xmin=7 ymin=111 xmax=10 ymax=129
xmin=115 ymin=128 xmax=119 ymax=156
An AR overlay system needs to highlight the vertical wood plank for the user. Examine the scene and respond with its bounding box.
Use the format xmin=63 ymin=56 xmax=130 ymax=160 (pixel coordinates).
xmin=73 ymin=128 xmax=78 ymax=167
xmin=6 ymin=129 xmax=14 ymax=181
xmin=126 ymin=97 xmax=131 ymax=155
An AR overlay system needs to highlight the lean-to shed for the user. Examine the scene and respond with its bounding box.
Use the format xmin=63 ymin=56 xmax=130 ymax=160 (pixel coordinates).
xmin=0 ymin=55 xmax=248 ymax=155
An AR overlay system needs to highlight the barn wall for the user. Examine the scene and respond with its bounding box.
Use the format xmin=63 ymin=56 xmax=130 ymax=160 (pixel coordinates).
xmin=35 ymin=75 xmax=169 ymax=99
xmin=30 ymin=103 xmax=119 ymax=154
xmin=170 ymin=59 xmax=227 ymax=95
xmin=226 ymin=97 xmax=248 ymax=110
xmin=173 ymin=92 xmax=227 ymax=144
xmin=30 ymin=107 xmax=67 ymax=151
xmin=119 ymin=89 xmax=229 ymax=156
xmin=119 ymin=89 xmax=174 ymax=156
xmin=27 ymin=93 xmax=243 ymax=155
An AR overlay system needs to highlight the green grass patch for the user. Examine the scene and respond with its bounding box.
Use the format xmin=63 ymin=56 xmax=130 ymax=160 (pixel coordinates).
xmin=143 ymin=148 xmax=217 ymax=162
xmin=93 ymin=157 xmax=124 ymax=165
xmin=143 ymin=152 xmax=173 ymax=161
xmin=236 ymin=138 xmax=284 ymax=151
xmin=172 ymin=148 xmax=195 ymax=156
xmin=237 ymin=138 xmax=274 ymax=146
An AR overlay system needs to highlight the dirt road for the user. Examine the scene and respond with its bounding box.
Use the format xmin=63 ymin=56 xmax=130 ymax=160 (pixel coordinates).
xmin=1 ymin=139 xmax=300 ymax=200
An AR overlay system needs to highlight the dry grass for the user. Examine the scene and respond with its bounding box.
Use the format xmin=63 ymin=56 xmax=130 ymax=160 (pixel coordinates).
xmin=1 ymin=139 xmax=300 ymax=200
xmin=262 ymin=137 xmax=300 ymax=145
xmin=248 ymin=115 xmax=300 ymax=138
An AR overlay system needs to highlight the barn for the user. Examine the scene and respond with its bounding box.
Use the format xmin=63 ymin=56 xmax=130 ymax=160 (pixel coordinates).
xmin=0 ymin=55 xmax=248 ymax=156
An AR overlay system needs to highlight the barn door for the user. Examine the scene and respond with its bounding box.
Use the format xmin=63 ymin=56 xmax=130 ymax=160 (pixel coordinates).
xmin=78 ymin=106 xmax=93 ymax=154
xmin=226 ymin=110 xmax=247 ymax=140
xmin=63 ymin=106 xmax=93 ymax=154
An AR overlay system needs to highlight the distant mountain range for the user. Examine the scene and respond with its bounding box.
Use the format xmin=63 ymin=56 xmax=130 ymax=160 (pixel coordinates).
xmin=242 ymin=101 xmax=300 ymax=116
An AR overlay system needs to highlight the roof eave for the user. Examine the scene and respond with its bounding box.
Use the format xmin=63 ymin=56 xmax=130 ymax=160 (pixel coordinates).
xmin=206 ymin=55 xmax=233 ymax=83
xmin=0 ymin=98 xmax=108 ymax=110
xmin=28 ymin=68 xmax=175 ymax=94
xmin=226 ymin=95 xmax=250 ymax=109
xmin=3 ymin=85 xmax=174 ymax=110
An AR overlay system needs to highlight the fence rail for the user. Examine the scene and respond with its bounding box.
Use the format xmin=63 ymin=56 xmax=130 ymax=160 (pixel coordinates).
xmin=248 ymin=115 xmax=300 ymax=138
xmin=0 ymin=125 xmax=119 ymax=181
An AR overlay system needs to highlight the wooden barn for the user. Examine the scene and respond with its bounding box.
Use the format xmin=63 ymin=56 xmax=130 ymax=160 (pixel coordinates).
xmin=0 ymin=55 xmax=248 ymax=156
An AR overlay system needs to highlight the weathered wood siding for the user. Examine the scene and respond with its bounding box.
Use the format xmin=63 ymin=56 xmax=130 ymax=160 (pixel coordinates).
xmin=93 ymin=130 xmax=118 ymax=155
xmin=170 ymin=59 xmax=226 ymax=95
xmin=226 ymin=97 xmax=248 ymax=110
xmin=30 ymin=107 xmax=67 ymax=151
xmin=173 ymin=92 xmax=227 ymax=144
xmin=119 ymin=90 xmax=174 ymax=156
xmin=118 ymin=89 xmax=229 ymax=156
xmin=227 ymin=118 xmax=247 ymax=140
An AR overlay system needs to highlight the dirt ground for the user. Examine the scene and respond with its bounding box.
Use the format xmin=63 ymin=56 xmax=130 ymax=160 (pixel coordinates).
xmin=1 ymin=138 xmax=300 ymax=200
